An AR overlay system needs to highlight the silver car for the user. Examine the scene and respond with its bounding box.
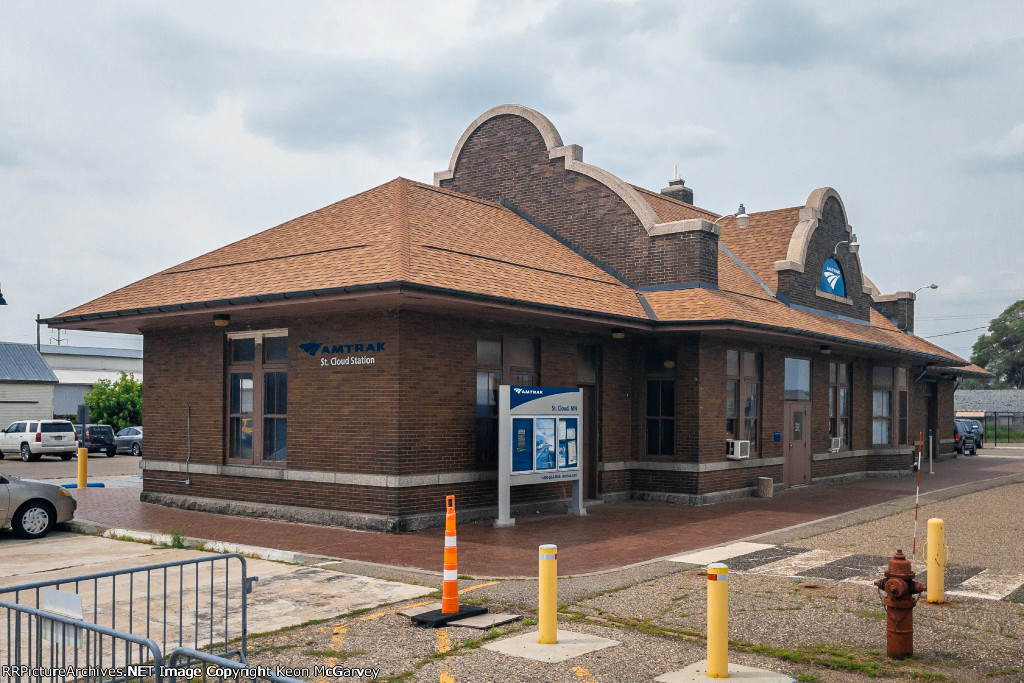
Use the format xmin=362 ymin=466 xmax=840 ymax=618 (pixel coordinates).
xmin=0 ymin=472 xmax=77 ymax=538
xmin=114 ymin=426 xmax=143 ymax=456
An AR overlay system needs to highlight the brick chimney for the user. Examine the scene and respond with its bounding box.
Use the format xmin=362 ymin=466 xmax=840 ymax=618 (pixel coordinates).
xmin=660 ymin=178 xmax=694 ymax=204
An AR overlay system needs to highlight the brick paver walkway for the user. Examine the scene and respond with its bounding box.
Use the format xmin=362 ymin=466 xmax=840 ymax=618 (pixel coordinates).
xmin=69 ymin=451 xmax=1024 ymax=576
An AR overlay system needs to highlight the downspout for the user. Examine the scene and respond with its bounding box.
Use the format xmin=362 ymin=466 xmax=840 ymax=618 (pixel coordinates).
xmin=141 ymin=402 xmax=192 ymax=485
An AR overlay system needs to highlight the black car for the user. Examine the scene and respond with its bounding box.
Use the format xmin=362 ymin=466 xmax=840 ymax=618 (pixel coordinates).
xmin=964 ymin=418 xmax=984 ymax=449
xmin=953 ymin=420 xmax=977 ymax=456
xmin=74 ymin=424 xmax=117 ymax=457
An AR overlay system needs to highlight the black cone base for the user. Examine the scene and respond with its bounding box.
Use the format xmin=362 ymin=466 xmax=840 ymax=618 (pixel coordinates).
xmin=410 ymin=605 xmax=488 ymax=627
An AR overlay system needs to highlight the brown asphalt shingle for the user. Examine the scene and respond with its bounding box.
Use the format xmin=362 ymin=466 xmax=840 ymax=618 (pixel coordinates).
xmin=55 ymin=177 xmax=968 ymax=366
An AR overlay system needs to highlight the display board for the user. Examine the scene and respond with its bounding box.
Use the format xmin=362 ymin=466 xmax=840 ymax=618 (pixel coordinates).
xmin=495 ymin=385 xmax=585 ymax=527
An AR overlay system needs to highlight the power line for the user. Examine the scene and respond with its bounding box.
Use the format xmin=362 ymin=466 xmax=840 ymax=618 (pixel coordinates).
xmin=922 ymin=326 xmax=988 ymax=339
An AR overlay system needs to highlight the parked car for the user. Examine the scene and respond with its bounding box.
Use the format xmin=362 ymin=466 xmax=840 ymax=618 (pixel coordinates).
xmin=964 ymin=419 xmax=984 ymax=449
xmin=953 ymin=420 xmax=977 ymax=456
xmin=74 ymin=424 xmax=117 ymax=457
xmin=114 ymin=426 xmax=143 ymax=456
xmin=0 ymin=471 xmax=77 ymax=538
xmin=0 ymin=420 xmax=78 ymax=461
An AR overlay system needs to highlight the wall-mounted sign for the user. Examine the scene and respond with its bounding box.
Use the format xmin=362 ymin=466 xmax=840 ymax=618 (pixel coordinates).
xmin=819 ymin=258 xmax=846 ymax=297
xmin=496 ymin=386 xmax=585 ymax=527
xmin=299 ymin=341 xmax=386 ymax=368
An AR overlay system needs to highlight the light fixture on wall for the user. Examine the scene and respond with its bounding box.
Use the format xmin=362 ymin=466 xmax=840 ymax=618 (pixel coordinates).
xmin=611 ymin=329 xmax=626 ymax=339
xmin=213 ymin=313 xmax=231 ymax=327
xmin=833 ymin=233 xmax=860 ymax=255
xmin=712 ymin=204 xmax=750 ymax=229
xmin=820 ymin=344 xmax=832 ymax=355
xmin=663 ymin=360 xmax=676 ymax=369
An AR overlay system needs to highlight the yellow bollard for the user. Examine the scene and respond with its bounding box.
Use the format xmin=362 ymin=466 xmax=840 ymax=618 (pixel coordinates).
xmin=77 ymin=447 xmax=88 ymax=489
xmin=926 ymin=518 xmax=947 ymax=604
xmin=707 ymin=562 xmax=729 ymax=678
xmin=538 ymin=544 xmax=557 ymax=644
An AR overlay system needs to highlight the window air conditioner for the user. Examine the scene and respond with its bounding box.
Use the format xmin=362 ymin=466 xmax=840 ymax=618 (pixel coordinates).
xmin=829 ymin=437 xmax=842 ymax=453
xmin=726 ymin=439 xmax=750 ymax=460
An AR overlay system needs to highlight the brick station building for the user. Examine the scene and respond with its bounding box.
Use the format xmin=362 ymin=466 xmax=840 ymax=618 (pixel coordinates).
xmin=47 ymin=105 xmax=986 ymax=531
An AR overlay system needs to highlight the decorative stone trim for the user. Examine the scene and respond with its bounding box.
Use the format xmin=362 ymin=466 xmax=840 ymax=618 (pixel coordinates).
xmin=815 ymin=289 xmax=854 ymax=305
xmin=599 ymin=457 xmax=784 ymax=473
xmin=812 ymin=447 xmax=912 ymax=461
xmin=142 ymin=460 xmax=496 ymax=488
xmin=141 ymin=491 xmax=574 ymax=533
xmin=774 ymin=188 xmax=867 ymax=285
xmin=873 ymin=291 xmax=915 ymax=303
xmin=434 ymin=104 xmax=687 ymax=237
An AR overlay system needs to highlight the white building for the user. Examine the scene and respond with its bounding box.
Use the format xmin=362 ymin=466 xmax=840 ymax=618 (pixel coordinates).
xmin=38 ymin=345 xmax=143 ymax=416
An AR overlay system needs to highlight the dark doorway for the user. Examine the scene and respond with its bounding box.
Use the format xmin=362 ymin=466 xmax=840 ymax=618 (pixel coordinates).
xmin=578 ymin=345 xmax=601 ymax=499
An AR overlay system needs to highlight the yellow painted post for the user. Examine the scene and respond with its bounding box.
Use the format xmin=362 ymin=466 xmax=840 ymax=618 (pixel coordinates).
xmin=77 ymin=448 xmax=88 ymax=489
xmin=707 ymin=562 xmax=729 ymax=678
xmin=926 ymin=518 xmax=946 ymax=604
xmin=538 ymin=544 xmax=557 ymax=644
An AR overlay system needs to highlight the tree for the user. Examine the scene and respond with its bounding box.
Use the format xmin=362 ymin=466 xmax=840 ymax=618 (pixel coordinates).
xmin=970 ymin=299 xmax=1024 ymax=389
xmin=83 ymin=371 xmax=142 ymax=431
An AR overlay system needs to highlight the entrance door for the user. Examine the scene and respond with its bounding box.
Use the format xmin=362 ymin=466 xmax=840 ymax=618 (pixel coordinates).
xmin=784 ymin=403 xmax=811 ymax=487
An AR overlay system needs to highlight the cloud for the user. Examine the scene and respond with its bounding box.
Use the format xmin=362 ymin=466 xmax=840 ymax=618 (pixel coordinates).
xmin=700 ymin=1 xmax=836 ymax=69
xmin=963 ymin=122 xmax=1024 ymax=174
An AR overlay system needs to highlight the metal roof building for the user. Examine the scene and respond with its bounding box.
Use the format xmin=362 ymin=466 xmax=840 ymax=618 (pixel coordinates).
xmin=0 ymin=342 xmax=58 ymax=426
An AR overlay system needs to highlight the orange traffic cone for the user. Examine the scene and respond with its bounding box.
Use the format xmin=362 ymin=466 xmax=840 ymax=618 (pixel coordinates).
xmin=441 ymin=495 xmax=459 ymax=613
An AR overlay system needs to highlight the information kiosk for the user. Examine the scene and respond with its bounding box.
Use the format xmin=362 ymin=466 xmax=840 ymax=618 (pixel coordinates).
xmin=494 ymin=385 xmax=585 ymax=527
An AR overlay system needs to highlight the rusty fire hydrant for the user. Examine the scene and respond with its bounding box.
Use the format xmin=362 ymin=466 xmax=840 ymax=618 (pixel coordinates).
xmin=873 ymin=550 xmax=926 ymax=659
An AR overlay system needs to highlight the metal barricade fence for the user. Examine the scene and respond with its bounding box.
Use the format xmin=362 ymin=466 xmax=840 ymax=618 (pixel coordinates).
xmin=0 ymin=554 xmax=256 ymax=669
xmin=0 ymin=600 xmax=165 ymax=683
xmin=165 ymin=649 xmax=305 ymax=683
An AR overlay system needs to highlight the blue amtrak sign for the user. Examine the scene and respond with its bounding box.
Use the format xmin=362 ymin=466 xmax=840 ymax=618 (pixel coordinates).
xmin=819 ymin=258 xmax=846 ymax=297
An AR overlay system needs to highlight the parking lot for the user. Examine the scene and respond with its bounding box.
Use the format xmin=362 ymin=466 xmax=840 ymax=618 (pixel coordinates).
xmin=0 ymin=452 xmax=141 ymax=483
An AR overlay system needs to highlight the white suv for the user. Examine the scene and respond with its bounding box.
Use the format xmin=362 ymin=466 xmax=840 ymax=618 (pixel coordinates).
xmin=0 ymin=420 xmax=79 ymax=461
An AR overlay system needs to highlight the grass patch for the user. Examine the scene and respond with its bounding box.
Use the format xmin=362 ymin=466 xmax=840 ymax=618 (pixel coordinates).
xmin=251 ymin=643 xmax=299 ymax=655
xmin=986 ymin=666 xmax=1021 ymax=677
xmin=523 ymin=618 xmax=536 ymax=626
xmin=796 ymin=675 xmax=821 ymax=682
xmin=734 ymin=642 xmax=884 ymax=677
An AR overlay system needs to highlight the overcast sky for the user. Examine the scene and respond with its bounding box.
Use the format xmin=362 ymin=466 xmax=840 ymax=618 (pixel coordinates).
xmin=2 ymin=1 xmax=1022 ymax=359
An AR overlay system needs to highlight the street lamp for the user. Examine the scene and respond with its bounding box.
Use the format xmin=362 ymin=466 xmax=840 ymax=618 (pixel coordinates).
xmin=833 ymin=234 xmax=860 ymax=255
xmin=713 ymin=204 xmax=750 ymax=229
xmin=914 ymin=283 xmax=938 ymax=294
xmin=901 ymin=283 xmax=938 ymax=332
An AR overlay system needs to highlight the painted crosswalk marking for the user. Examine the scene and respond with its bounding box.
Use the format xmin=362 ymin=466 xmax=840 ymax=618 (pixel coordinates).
xmin=745 ymin=549 xmax=850 ymax=576
xmin=673 ymin=544 xmax=1024 ymax=602
xmin=947 ymin=570 xmax=1024 ymax=601
xmin=667 ymin=542 xmax=775 ymax=565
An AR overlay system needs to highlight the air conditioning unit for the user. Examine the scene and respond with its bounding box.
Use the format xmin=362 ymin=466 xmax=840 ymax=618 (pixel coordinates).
xmin=829 ymin=437 xmax=842 ymax=453
xmin=726 ymin=439 xmax=750 ymax=460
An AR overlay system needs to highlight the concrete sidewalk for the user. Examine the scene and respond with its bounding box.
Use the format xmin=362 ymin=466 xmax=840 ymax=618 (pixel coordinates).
xmin=67 ymin=451 xmax=1024 ymax=577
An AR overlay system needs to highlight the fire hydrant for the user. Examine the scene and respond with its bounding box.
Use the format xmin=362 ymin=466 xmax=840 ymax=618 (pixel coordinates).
xmin=873 ymin=550 xmax=926 ymax=659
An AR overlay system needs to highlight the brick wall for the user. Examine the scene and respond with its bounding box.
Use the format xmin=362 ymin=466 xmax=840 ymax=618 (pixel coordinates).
xmin=776 ymin=197 xmax=872 ymax=321
xmin=439 ymin=113 xmax=717 ymax=288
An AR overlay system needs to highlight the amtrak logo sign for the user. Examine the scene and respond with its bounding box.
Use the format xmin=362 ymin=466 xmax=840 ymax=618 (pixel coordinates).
xmin=300 ymin=341 xmax=385 ymax=368
xmin=819 ymin=258 xmax=846 ymax=297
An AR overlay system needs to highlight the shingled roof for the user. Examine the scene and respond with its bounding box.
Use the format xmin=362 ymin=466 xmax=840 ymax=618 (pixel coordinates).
xmin=48 ymin=174 xmax=967 ymax=366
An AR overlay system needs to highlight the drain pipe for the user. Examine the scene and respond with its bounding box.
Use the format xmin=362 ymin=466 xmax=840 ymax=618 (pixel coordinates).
xmin=141 ymin=402 xmax=192 ymax=485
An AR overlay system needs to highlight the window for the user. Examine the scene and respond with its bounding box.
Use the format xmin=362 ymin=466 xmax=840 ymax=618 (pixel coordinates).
xmin=896 ymin=367 xmax=908 ymax=445
xmin=227 ymin=330 xmax=287 ymax=465
xmin=476 ymin=336 xmax=537 ymax=466
xmin=726 ymin=349 xmax=760 ymax=454
xmin=646 ymin=379 xmax=675 ymax=456
xmin=645 ymin=346 xmax=676 ymax=457
xmin=784 ymin=358 xmax=811 ymax=401
xmin=829 ymin=362 xmax=851 ymax=448
xmin=872 ymin=366 xmax=893 ymax=445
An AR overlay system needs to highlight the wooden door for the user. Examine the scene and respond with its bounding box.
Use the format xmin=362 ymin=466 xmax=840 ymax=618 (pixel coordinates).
xmin=784 ymin=402 xmax=811 ymax=487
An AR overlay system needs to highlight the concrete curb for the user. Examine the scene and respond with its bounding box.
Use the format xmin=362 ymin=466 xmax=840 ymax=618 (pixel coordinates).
xmin=65 ymin=519 xmax=442 ymax=578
